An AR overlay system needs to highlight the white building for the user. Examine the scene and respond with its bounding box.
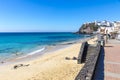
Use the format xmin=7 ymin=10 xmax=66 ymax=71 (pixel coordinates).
xmin=96 ymin=20 xmax=115 ymax=34
xmin=96 ymin=20 xmax=111 ymax=27
xmin=113 ymin=21 xmax=120 ymax=32
xmin=98 ymin=27 xmax=114 ymax=34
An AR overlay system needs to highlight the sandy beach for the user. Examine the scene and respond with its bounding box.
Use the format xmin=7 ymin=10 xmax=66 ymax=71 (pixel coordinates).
xmin=0 ymin=36 xmax=97 ymax=80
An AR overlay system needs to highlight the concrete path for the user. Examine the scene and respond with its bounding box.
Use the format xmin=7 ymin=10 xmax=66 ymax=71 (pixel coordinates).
xmin=94 ymin=39 xmax=120 ymax=80
xmin=104 ymin=39 xmax=120 ymax=80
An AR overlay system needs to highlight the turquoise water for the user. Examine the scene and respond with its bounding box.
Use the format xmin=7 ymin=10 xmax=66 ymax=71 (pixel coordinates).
xmin=0 ymin=32 xmax=87 ymax=61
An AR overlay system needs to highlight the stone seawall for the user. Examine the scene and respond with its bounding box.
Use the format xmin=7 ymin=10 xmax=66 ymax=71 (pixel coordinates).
xmin=75 ymin=42 xmax=101 ymax=80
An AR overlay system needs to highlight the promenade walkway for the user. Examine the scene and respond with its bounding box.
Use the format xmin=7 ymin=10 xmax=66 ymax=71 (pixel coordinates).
xmin=94 ymin=39 xmax=120 ymax=80
xmin=104 ymin=39 xmax=120 ymax=80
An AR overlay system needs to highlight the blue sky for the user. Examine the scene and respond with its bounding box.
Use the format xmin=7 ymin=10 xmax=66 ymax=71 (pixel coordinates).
xmin=0 ymin=0 xmax=120 ymax=32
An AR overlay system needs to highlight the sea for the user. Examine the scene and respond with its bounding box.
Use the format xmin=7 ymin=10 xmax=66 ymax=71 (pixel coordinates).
xmin=0 ymin=32 xmax=89 ymax=62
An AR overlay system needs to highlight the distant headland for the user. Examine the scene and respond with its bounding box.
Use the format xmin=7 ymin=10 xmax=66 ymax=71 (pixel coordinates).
xmin=76 ymin=20 xmax=120 ymax=35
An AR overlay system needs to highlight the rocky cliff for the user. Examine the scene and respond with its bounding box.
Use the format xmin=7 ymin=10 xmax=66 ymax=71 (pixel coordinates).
xmin=76 ymin=22 xmax=99 ymax=34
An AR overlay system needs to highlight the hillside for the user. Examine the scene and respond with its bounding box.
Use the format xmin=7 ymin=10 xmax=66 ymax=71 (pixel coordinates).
xmin=76 ymin=22 xmax=99 ymax=34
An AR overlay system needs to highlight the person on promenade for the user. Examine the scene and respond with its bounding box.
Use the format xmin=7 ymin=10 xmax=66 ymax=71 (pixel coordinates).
xmin=105 ymin=30 xmax=108 ymax=43
xmin=108 ymin=34 xmax=111 ymax=39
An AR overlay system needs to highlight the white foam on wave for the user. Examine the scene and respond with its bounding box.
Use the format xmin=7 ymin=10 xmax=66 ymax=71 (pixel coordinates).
xmin=27 ymin=47 xmax=45 ymax=56
xmin=16 ymin=47 xmax=45 ymax=59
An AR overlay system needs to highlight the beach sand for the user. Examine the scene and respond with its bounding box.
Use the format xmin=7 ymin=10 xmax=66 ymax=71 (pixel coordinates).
xmin=0 ymin=36 xmax=97 ymax=80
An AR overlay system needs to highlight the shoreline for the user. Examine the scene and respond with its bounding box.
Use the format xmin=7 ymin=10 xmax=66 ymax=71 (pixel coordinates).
xmin=0 ymin=37 xmax=91 ymax=65
xmin=0 ymin=35 xmax=97 ymax=80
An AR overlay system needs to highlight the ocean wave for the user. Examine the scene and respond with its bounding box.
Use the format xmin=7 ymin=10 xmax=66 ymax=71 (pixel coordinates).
xmin=27 ymin=47 xmax=45 ymax=56
xmin=16 ymin=47 xmax=45 ymax=59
